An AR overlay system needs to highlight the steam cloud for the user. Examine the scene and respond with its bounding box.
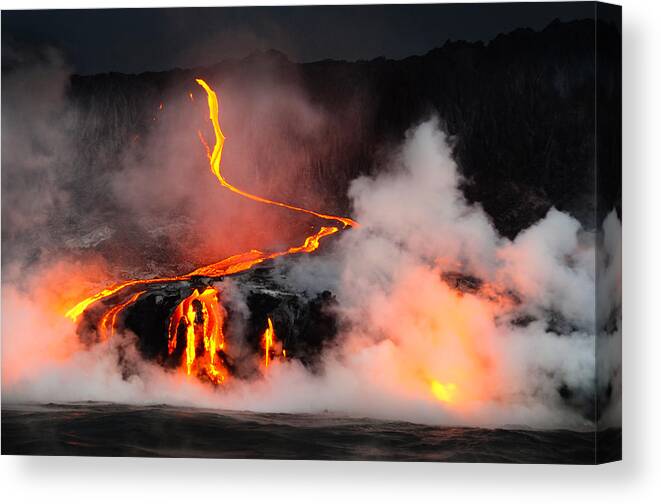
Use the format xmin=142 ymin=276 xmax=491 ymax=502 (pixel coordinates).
xmin=1 ymin=49 xmax=621 ymax=430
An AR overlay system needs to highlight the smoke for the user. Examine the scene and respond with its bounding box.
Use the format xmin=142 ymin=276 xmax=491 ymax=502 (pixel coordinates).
xmin=1 ymin=47 xmax=75 ymax=274
xmin=266 ymin=117 xmax=619 ymax=428
xmin=1 ymin=50 xmax=621 ymax=429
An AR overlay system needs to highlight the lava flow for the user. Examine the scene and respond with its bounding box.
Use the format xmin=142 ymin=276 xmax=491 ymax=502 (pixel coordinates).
xmin=167 ymin=286 xmax=227 ymax=383
xmin=261 ymin=317 xmax=283 ymax=369
xmin=97 ymin=290 xmax=146 ymax=342
xmin=66 ymin=78 xmax=357 ymax=382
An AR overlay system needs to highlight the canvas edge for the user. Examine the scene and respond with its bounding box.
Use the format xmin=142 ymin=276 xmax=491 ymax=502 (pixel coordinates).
xmin=595 ymin=0 xmax=622 ymax=464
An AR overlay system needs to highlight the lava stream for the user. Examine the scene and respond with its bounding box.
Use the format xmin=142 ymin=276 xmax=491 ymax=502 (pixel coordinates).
xmin=97 ymin=290 xmax=146 ymax=342
xmin=66 ymin=78 xmax=357 ymax=381
xmin=262 ymin=317 xmax=275 ymax=368
xmin=195 ymin=78 xmax=358 ymax=229
xmin=167 ymin=286 xmax=227 ymax=383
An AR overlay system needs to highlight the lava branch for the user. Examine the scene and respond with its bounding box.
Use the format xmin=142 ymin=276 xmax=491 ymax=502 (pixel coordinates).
xmin=65 ymin=78 xmax=358 ymax=382
xmin=98 ymin=290 xmax=147 ymax=342
xmin=263 ymin=317 xmax=274 ymax=368
xmin=195 ymin=78 xmax=358 ymax=229
xmin=167 ymin=286 xmax=227 ymax=384
xmin=261 ymin=316 xmax=284 ymax=369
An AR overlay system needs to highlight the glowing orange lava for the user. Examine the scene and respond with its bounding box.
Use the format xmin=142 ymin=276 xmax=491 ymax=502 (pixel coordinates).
xmin=195 ymin=78 xmax=358 ymax=229
xmin=167 ymin=286 xmax=227 ymax=383
xmin=262 ymin=317 xmax=275 ymax=368
xmin=430 ymin=380 xmax=458 ymax=403
xmin=97 ymin=290 xmax=146 ymax=342
xmin=66 ymin=78 xmax=356 ymax=384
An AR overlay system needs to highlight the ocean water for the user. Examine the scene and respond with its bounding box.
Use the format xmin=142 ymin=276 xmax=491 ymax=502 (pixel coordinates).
xmin=1 ymin=403 xmax=619 ymax=463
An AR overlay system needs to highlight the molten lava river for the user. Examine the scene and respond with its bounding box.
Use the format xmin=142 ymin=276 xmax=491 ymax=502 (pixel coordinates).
xmin=65 ymin=79 xmax=357 ymax=385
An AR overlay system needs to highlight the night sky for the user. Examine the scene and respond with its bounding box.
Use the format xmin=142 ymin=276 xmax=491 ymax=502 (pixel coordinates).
xmin=2 ymin=3 xmax=597 ymax=75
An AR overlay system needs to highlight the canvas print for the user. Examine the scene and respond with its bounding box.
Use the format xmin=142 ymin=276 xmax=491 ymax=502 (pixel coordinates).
xmin=1 ymin=2 xmax=621 ymax=463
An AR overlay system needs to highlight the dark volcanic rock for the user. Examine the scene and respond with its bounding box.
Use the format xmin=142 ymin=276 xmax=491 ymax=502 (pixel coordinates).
xmin=86 ymin=266 xmax=341 ymax=378
xmin=441 ymin=271 xmax=483 ymax=294
xmin=64 ymin=18 xmax=620 ymax=244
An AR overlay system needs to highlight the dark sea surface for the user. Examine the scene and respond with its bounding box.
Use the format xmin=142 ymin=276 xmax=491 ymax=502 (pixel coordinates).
xmin=1 ymin=403 xmax=620 ymax=463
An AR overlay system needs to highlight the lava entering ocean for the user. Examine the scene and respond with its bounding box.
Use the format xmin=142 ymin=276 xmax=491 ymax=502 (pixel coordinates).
xmin=42 ymin=79 xmax=620 ymax=428
xmin=65 ymin=78 xmax=356 ymax=384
